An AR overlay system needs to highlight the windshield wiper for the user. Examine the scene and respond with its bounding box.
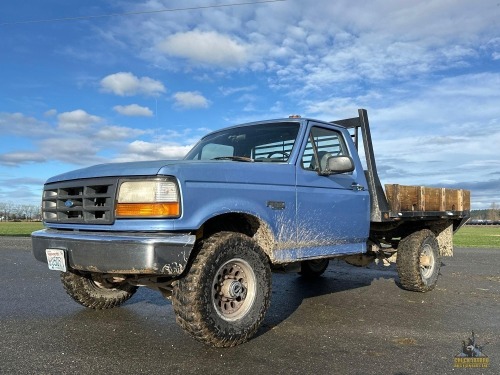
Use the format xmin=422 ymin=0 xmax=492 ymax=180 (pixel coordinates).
xmin=213 ymin=156 xmax=254 ymax=162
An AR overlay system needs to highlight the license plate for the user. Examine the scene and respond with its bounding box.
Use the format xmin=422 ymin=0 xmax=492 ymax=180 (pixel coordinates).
xmin=46 ymin=249 xmax=67 ymax=272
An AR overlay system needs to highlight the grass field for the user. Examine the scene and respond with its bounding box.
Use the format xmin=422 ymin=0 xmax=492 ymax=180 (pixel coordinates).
xmin=453 ymin=225 xmax=500 ymax=248
xmin=0 ymin=222 xmax=44 ymax=236
xmin=0 ymin=222 xmax=499 ymax=248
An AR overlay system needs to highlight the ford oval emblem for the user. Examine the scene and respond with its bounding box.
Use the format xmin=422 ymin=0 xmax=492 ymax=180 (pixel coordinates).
xmin=64 ymin=199 xmax=74 ymax=208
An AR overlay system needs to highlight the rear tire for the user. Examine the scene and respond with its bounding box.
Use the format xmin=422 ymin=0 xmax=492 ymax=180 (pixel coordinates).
xmin=61 ymin=271 xmax=137 ymax=309
xmin=396 ymin=229 xmax=440 ymax=292
xmin=172 ymin=232 xmax=271 ymax=347
xmin=299 ymin=259 xmax=329 ymax=278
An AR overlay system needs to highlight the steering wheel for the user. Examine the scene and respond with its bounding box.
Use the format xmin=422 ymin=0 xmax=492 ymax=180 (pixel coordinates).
xmin=267 ymin=151 xmax=290 ymax=159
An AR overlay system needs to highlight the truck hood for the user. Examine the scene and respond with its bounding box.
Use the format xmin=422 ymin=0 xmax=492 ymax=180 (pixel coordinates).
xmin=45 ymin=159 xmax=295 ymax=184
xmin=46 ymin=160 xmax=182 ymax=183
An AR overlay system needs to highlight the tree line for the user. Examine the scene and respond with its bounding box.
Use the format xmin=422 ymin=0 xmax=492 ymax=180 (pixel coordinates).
xmin=0 ymin=202 xmax=41 ymax=221
xmin=470 ymin=204 xmax=500 ymax=221
xmin=469 ymin=203 xmax=500 ymax=224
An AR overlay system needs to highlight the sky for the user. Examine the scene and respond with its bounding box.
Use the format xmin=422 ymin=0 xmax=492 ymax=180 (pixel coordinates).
xmin=1 ymin=0 xmax=499 ymax=209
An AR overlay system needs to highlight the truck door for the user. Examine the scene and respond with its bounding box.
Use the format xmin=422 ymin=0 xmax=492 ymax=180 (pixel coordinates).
xmin=295 ymin=124 xmax=370 ymax=257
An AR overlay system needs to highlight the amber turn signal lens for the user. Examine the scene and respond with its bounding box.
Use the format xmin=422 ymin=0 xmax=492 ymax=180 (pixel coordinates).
xmin=116 ymin=202 xmax=180 ymax=217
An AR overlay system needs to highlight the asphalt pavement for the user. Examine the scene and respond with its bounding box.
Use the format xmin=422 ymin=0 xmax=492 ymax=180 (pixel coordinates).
xmin=1 ymin=237 xmax=499 ymax=375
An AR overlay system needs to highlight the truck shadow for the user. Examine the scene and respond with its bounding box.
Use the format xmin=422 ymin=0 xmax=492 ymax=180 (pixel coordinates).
xmin=260 ymin=259 xmax=449 ymax=337
xmin=259 ymin=260 xmax=400 ymax=334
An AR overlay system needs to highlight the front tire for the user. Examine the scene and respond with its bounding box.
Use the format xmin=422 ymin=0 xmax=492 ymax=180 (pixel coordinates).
xmin=61 ymin=271 xmax=138 ymax=309
xmin=396 ymin=229 xmax=441 ymax=292
xmin=172 ymin=232 xmax=271 ymax=347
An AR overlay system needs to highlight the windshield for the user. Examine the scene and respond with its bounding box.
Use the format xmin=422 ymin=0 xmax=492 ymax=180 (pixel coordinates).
xmin=184 ymin=122 xmax=301 ymax=162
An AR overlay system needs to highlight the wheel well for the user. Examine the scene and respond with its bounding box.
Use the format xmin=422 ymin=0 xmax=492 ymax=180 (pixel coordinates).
xmin=197 ymin=213 xmax=275 ymax=259
xmin=371 ymin=220 xmax=454 ymax=257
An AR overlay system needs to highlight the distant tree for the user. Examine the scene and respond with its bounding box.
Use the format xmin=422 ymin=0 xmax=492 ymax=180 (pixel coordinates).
xmin=32 ymin=204 xmax=41 ymax=221
xmin=0 ymin=202 xmax=15 ymax=221
xmin=26 ymin=204 xmax=41 ymax=221
xmin=19 ymin=204 xmax=32 ymax=221
xmin=487 ymin=202 xmax=499 ymax=221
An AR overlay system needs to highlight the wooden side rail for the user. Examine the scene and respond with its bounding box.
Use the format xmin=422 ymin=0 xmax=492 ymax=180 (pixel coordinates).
xmin=385 ymin=184 xmax=471 ymax=213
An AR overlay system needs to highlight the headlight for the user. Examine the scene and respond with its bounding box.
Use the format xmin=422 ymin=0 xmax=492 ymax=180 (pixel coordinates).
xmin=116 ymin=178 xmax=180 ymax=218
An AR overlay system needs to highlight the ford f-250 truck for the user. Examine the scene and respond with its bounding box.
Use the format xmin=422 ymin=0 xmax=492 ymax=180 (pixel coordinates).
xmin=32 ymin=109 xmax=470 ymax=347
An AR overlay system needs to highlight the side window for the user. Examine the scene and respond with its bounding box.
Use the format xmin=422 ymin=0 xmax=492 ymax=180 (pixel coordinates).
xmin=301 ymin=127 xmax=348 ymax=171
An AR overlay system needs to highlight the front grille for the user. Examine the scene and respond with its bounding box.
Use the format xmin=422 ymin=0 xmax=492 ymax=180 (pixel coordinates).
xmin=42 ymin=178 xmax=117 ymax=224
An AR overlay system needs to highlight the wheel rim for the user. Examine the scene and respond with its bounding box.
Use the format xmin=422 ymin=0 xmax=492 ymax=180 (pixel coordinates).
xmin=212 ymin=258 xmax=256 ymax=322
xmin=419 ymin=244 xmax=435 ymax=281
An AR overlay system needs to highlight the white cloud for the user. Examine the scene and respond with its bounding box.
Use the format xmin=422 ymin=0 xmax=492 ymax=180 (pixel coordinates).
xmin=0 ymin=109 xmax=154 ymax=167
xmin=0 ymin=112 xmax=53 ymax=137
xmin=95 ymin=125 xmax=146 ymax=141
xmin=158 ymin=30 xmax=249 ymax=67
xmin=100 ymin=72 xmax=166 ymax=96
xmin=113 ymin=104 xmax=153 ymax=117
xmin=57 ymin=109 xmax=102 ymax=132
xmin=219 ymin=85 xmax=257 ymax=96
xmin=173 ymin=91 xmax=210 ymax=109
xmin=109 ymin=0 xmax=500 ymax=84
xmin=38 ymin=136 xmax=104 ymax=165
xmin=0 ymin=152 xmax=46 ymax=166
xmin=113 ymin=140 xmax=192 ymax=162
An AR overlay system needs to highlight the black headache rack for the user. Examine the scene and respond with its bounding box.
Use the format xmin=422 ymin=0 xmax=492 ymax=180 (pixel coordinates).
xmin=332 ymin=109 xmax=390 ymax=222
xmin=332 ymin=109 xmax=471 ymax=224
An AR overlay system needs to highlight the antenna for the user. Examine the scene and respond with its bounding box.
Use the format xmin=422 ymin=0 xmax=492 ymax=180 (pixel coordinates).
xmin=155 ymin=98 xmax=159 ymax=155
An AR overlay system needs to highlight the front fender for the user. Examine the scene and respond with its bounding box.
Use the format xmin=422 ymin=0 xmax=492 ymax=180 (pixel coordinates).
xmin=176 ymin=194 xmax=279 ymax=235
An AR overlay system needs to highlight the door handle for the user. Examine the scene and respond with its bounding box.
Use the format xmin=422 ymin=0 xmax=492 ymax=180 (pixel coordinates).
xmin=351 ymin=182 xmax=365 ymax=191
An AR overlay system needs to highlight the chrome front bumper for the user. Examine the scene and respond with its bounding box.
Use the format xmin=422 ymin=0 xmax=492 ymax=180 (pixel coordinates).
xmin=32 ymin=229 xmax=196 ymax=276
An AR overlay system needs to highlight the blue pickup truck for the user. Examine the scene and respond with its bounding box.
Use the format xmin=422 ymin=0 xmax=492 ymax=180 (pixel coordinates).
xmin=32 ymin=109 xmax=470 ymax=347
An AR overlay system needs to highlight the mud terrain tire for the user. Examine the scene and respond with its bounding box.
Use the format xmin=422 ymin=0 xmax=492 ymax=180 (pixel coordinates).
xmin=172 ymin=231 xmax=271 ymax=347
xmin=300 ymin=259 xmax=329 ymax=278
xmin=396 ymin=229 xmax=441 ymax=292
xmin=61 ymin=271 xmax=138 ymax=309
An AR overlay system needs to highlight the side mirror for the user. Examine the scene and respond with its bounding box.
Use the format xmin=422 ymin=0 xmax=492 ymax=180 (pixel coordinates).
xmin=323 ymin=155 xmax=355 ymax=175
